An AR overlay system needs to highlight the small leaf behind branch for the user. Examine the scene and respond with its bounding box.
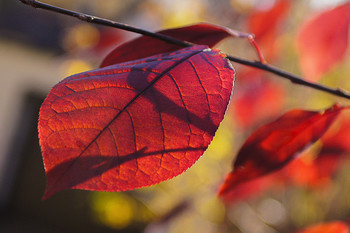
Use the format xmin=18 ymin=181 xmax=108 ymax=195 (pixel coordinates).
xmin=247 ymin=0 xmax=291 ymax=60
xmin=296 ymin=2 xmax=350 ymax=81
xmin=100 ymin=22 xmax=245 ymax=67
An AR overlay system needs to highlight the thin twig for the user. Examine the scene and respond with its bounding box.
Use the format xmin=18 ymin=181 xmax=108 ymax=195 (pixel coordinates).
xmin=19 ymin=0 xmax=350 ymax=100
xmin=227 ymin=56 xmax=350 ymax=99
xmin=19 ymin=0 xmax=194 ymax=47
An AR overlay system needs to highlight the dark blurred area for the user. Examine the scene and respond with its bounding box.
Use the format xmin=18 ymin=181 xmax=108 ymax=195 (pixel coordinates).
xmin=1 ymin=0 xmax=349 ymax=233
xmin=0 ymin=0 xmax=145 ymax=232
xmin=0 ymin=0 xmax=64 ymax=52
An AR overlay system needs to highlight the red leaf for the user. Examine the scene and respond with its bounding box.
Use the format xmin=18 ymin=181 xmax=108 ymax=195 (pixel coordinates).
xmin=281 ymin=151 xmax=341 ymax=188
xmin=219 ymin=104 xmax=344 ymax=196
xmin=247 ymin=0 xmax=290 ymax=60
xmin=221 ymin=143 xmax=346 ymax=203
xmin=92 ymin=28 xmax=126 ymax=54
xmin=321 ymin=110 xmax=350 ymax=153
xmin=219 ymin=172 xmax=280 ymax=204
xmin=220 ymin=151 xmax=339 ymax=204
xmin=100 ymin=23 xmax=238 ymax=67
xmin=38 ymin=45 xmax=234 ymax=199
xmin=231 ymin=69 xmax=285 ymax=128
xmin=295 ymin=221 xmax=349 ymax=233
xmin=221 ymin=145 xmax=348 ymax=204
xmin=296 ymin=2 xmax=350 ymax=81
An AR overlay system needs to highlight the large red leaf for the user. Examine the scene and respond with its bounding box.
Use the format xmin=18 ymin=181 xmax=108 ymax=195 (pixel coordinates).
xmin=296 ymin=2 xmax=350 ymax=82
xmin=219 ymin=104 xmax=344 ymax=196
xmin=39 ymin=45 xmax=234 ymax=199
xmin=296 ymin=221 xmax=349 ymax=233
xmin=100 ymin=23 xmax=241 ymax=67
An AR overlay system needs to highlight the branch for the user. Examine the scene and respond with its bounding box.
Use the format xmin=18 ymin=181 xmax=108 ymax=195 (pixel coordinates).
xmin=19 ymin=0 xmax=194 ymax=47
xmin=227 ymin=56 xmax=350 ymax=99
xmin=19 ymin=0 xmax=350 ymax=100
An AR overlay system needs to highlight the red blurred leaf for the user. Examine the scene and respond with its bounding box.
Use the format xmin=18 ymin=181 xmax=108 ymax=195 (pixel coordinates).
xmin=321 ymin=110 xmax=350 ymax=153
xmin=295 ymin=221 xmax=349 ymax=233
xmin=221 ymin=144 xmax=347 ymax=203
xmin=247 ymin=0 xmax=290 ymax=60
xmin=100 ymin=23 xmax=239 ymax=67
xmin=283 ymin=153 xmax=326 ymax=187
xmin=296 ymin=2 xmax=350 ymax=82
xmin=38 ymin=45 xmax=234 ymax=199
xmin=220 ymin=138 xmax=348 ymax=203
xmin=93 ymin=28 xmax=126 ymax=54
xmin=281 ymin=150 xmax=342 ymax=188
xmin=219 ymin=104 xmax=345 ymax=196
xmin=286 ymin=111 xmax=350 ymax=187
xmin=220 ymin=150 xmax=338 ymax=204
xmin=219 ymin=171 xmax=281 ymax=204
xmin=231 ymin=69 xmax=285 ymax=128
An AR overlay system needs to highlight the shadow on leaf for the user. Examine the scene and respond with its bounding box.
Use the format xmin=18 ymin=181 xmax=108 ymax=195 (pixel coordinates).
xmin=44 ymin=146 xmax=206 ymax=199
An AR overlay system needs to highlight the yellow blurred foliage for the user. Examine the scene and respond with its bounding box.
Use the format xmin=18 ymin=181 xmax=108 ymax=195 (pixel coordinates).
xmin=90 ymin=192 xmax=134 ymax=229
xmin=141 ymin=0 xmax=206 ymax=28
xmin=63 ymin=24 xmax=100 ymax=52
xmin=198 ymin=196 xmax=226 ymax=223
xmin=89 ymin=192 xmax=153 ymax=229
xmin=61 ymin=59 xmax=93 ymax=77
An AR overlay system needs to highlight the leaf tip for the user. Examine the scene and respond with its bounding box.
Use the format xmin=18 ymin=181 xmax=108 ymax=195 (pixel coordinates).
xmin=42 ymin=186 xmax=55 ymax=200
xmin=41 ymin=174 xmax=67 ymax=200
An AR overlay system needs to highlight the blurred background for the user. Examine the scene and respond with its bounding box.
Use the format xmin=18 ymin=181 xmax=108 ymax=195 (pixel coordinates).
xmin=0 ymin=0 xmax=349 ymax=232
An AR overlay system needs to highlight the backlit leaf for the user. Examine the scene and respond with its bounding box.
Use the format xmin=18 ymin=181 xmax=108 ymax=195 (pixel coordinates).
xmin=100 ymin=22 xmax=240 ymax=67
xmin=220 ymin=146 xmax=346 ymax=203
xmin=282 ymin=152 xmax=343 ymax=188
xmin=38 ymin=45 xmax=234 ymax=199
xmin=296 ymin=2 xmax=350 ymax=81
xmin=219 ymin=105 xmax=344 ymax=196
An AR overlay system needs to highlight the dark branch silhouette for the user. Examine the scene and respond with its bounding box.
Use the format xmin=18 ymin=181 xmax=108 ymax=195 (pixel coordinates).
xmin=19 ymin=0 xmax=350 ymax=100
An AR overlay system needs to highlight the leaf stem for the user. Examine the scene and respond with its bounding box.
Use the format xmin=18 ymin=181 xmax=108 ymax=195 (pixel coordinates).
xmin=19 ymin=0 xmax=350 ymax=100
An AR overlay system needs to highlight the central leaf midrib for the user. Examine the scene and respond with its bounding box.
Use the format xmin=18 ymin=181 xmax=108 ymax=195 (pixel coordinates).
xmin=77 ymin=48 xmax=205 ymax=161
